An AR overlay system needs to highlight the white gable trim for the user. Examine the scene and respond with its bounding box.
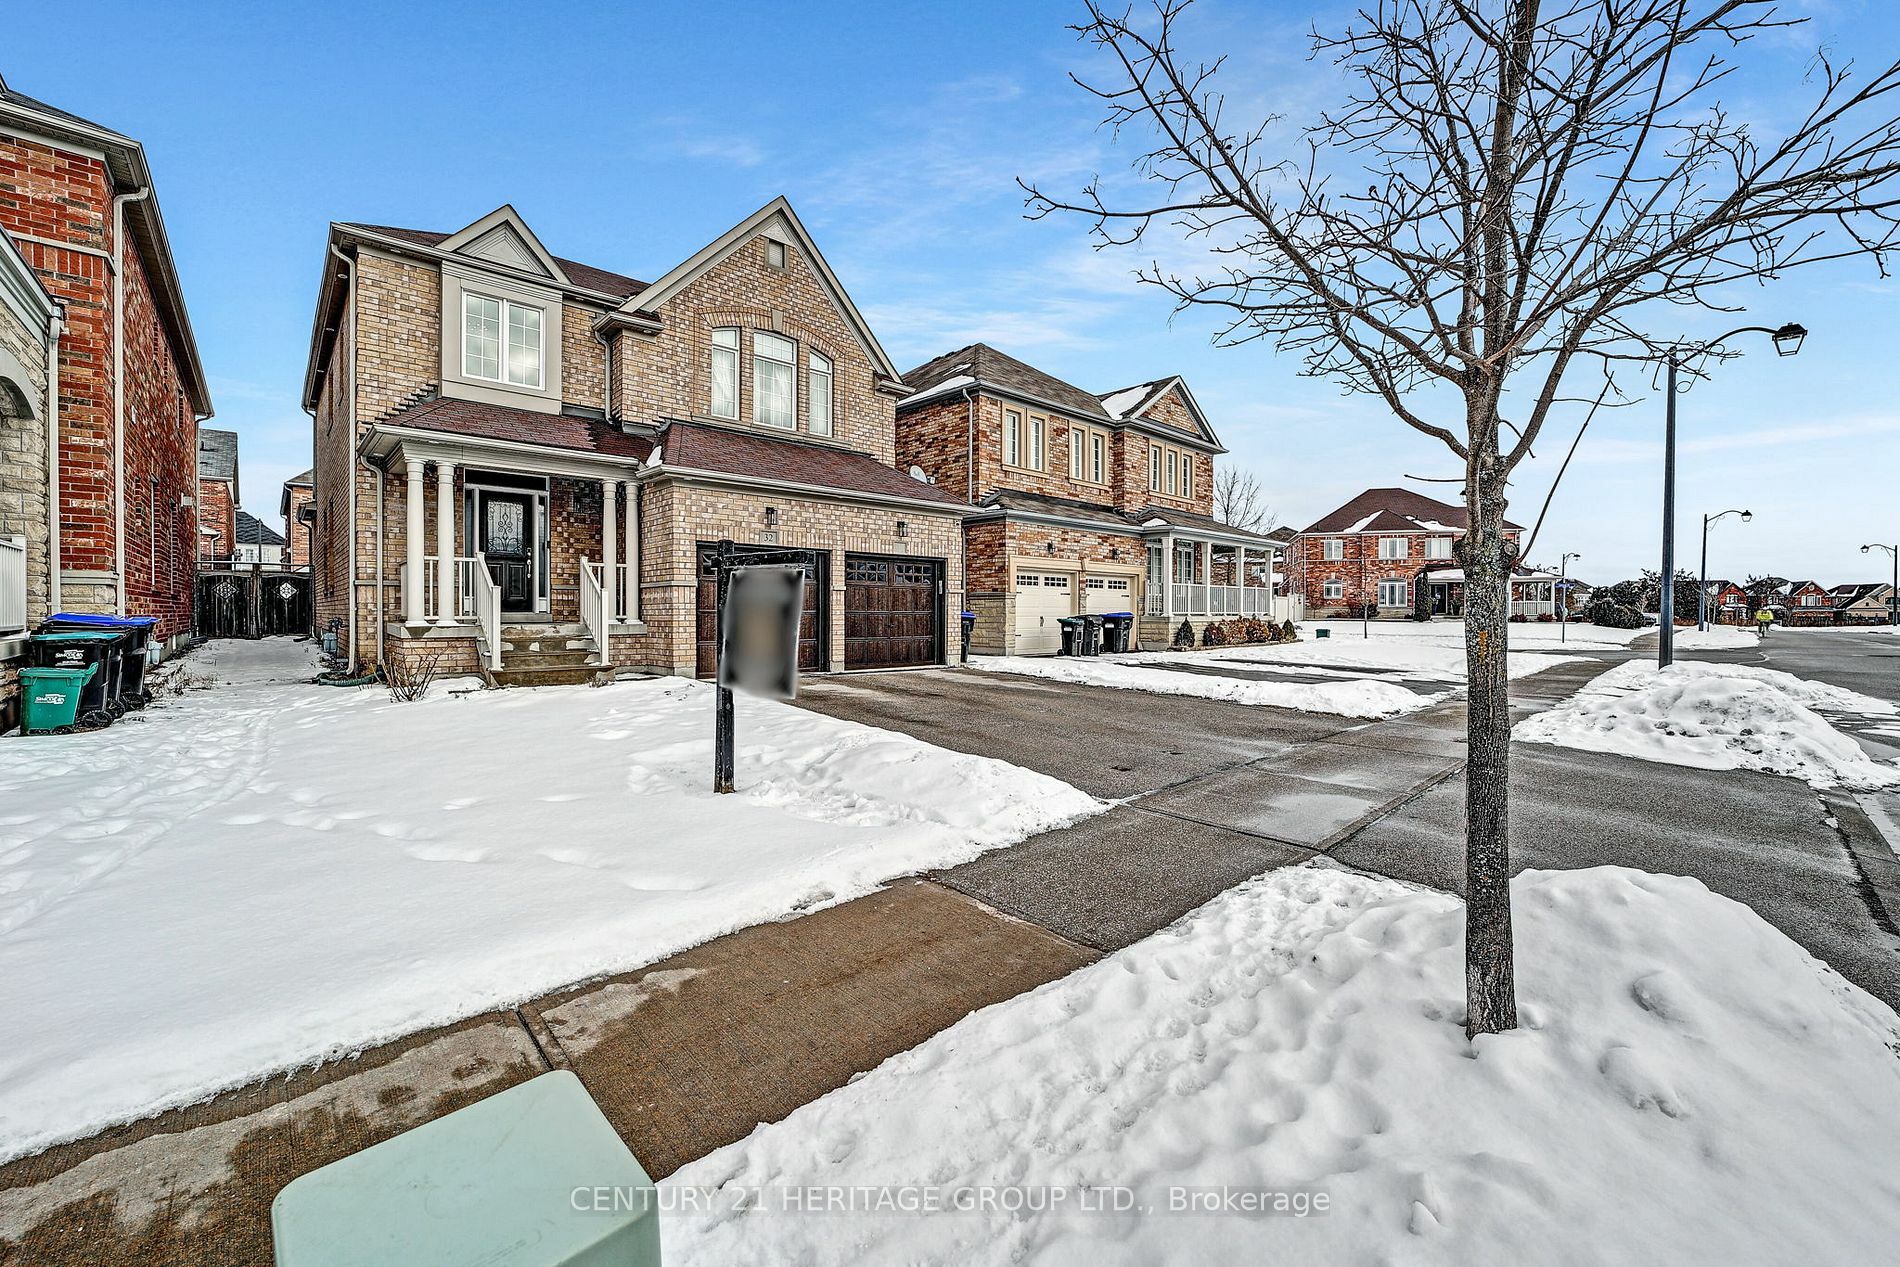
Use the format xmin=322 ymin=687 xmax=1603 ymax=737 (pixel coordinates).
xmin=438 ymin=205 xmax=569 ymax=286
xmin=605 ymin=196 xmax=902 ymax=382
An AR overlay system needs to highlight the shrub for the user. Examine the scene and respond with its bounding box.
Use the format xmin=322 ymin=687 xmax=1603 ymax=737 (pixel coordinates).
xmin=1584 ymin=599 xmax=1644 ymax=629
xmin=1537 ymin=613 xmax=1555 ymax=623
xmin=1171 ymin=618 xmax=1197 ymax=650
xmin=1278 ymin=619 xmax=1300 ymax=642
xmin=383 ymin=645 xmax=446 ymax=703
xmin=1202 ymin=621 xmax=1229 ymax=647
xmin=1244 ymin=617 xmax=1273 ymax=643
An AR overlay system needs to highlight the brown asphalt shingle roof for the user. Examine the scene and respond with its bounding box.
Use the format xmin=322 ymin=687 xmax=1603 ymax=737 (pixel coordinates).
xmin=661 ymin=422 xmax=967 ymax=506
xmin=344 ymin=224 xmax=648 ymax=300
xmin=380 ymin=396 xmax=654 ymax=460
xmin=1301 ymin=487 xmax=1523 ymax=534
xmin=975 ymin=489 xmax=1280 ymax=542
xmin=900 ymin=344 xmax=1119 ymax=421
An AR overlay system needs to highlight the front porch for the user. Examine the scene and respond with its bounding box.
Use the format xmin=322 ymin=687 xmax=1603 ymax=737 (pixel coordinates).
xmin=1142 ymin=534 xmax=1289 ymax=620
xmin=1423 ymin=569 xmax=1562 ymax=620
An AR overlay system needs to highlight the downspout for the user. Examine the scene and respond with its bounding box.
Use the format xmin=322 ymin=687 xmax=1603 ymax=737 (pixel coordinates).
xmin=45 ymin=304 xmax=64 ymax=614
xmin=960 ymin=384 xmax=976 ymax=651
xmin=329 ymin=243 xmax=360 ymax=673
xmin=111 ymin=185 xmax=152 ymax=615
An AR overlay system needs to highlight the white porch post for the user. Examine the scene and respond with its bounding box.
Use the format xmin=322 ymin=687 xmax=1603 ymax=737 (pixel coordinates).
xmin=403 ymin=457 xmax=426 ymax=624
xmin=621 ymin=479 xmax=638 ymax=622
xmin=1266 ymin=548 xmax=1277 ymax=615
xmin=1198 ymin=540 xmax=1210 ymax=616
xmin=434 ymin=461 xmax=456 ymax=623
xmin=600 ymin=477 xmax=619 ymax=622
xmin=1161 ymin=534 xmax=1174 ymax=619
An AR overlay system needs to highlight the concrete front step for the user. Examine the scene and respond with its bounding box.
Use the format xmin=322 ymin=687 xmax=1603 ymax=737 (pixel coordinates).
xmin=499 ymin=650 xmax=602 ymax=670
xmin=485 ymin=663 xmax=613 ymax=689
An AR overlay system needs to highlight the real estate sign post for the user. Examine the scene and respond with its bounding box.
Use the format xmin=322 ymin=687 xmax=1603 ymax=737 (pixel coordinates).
xmin=712 ymin=540 xmax=808 ymax=793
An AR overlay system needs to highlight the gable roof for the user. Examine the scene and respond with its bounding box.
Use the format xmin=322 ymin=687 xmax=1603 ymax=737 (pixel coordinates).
xmin=340 ymin=223 xmax=647 ymax=299
xmin=1300 ymin=487 xmax=1523 ymax=535
xmin=658 ymin=421 xmax=967 ymax=507
xmin=197 ymin=427 xmax=238 ymax=494
xmin=1 ymin=75 xmax=212 ymax=415
xmin=601 ymin=196 xmax=905 ymax=386
xmin=234 ymin=510 xmax=285 ymax=548
xmin=376 ymin=395 xmax=653 ymax=461
xmin=971 ymin=488 xmax=1281 ymax=544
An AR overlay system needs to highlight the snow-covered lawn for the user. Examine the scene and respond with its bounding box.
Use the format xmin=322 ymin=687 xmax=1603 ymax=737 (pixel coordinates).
xmin=663 ymin=865 xmax=1900 ymax=1265
xmin=1157 ymin=634 xmax=1582 ymax=681
xmin=0 ymin=639 xmax=1105 ymax=1163
xmin=1668 ymin=624 xmax=1762 ymax=650
xmin=1299 ymin=617 xmax=1648 ymax=652
xmin=1514 ymin=660 xmax=1900 ymax=790
xmin=972 ymin=655 xmax=1448 ymax=719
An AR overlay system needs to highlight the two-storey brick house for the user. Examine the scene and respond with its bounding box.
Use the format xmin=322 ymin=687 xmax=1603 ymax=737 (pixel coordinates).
xmin=302 ymin=199 xmax=971 ymax=684
xmin=196 ymin=427 xmax=238 ymax=560
xmin=280 ymin=469 xmax=314 ymax=569
xmin=0 ymin=74 xmax=211 ymax=656
xmin=896 ymin=344 xmax=1282 ymax=654
xmin=1289 ymin=488 xmax=1561 ymax=619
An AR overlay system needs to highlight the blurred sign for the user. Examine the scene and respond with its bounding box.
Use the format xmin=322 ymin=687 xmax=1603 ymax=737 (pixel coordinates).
xmin=717 ymin=565 xmax=805 ymax=700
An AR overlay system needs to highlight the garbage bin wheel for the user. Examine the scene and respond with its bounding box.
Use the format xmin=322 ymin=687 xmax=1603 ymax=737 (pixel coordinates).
xmin=122 ymin=693 xmax=148 ymax=711
xmin=78 ymin=710 xmax=113 ymax=730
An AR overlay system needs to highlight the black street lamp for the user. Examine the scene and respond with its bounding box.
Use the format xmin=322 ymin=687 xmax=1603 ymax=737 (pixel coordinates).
xmin=1658 ymin=322 xmax=1806 ymax=667
xmin=1559 ymin=552 xmax=1581 ymax=644
xmin=1697 ymin=509 xmax=1752 ymax=631
xmin=1864 ymin=543 xmax=1899 ymax=626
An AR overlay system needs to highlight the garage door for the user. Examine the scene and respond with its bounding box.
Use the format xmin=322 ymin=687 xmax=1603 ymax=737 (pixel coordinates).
xmin=1082 ymin=575 xmax=1135 ymax=616
xmin=844 ymin=554 xmax=943 ymax=670
xmin=696 ymin=543 xmax=828 ymax=679
xmin=1013 ymin=571 xmax=1074 ymax=655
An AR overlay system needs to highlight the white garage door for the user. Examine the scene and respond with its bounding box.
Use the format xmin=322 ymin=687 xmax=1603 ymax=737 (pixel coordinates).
xmin=1083 ymin=575 xmax=1135 ymax=616
xmin=1013 ymin=572 xmax=1074 ymax=655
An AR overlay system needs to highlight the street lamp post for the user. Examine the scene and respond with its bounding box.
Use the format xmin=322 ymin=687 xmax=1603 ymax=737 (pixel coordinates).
xmin=1865 ymin=543 xmax=1899 ymax=626
xmin=1697 ymin=509 xmax=1752 ymax=631
xmin=1559 ymin=552 xmax=1580 ymax=644
xmin=1658 ymin=322 xmax=1805 ymax=668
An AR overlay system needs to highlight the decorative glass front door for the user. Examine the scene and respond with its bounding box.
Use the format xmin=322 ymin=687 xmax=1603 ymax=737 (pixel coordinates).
xmin=479 ymin=492 xmax=535 ymax=609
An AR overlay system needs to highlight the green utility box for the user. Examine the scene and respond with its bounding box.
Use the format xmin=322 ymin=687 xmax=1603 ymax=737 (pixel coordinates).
xmin=1315 ymin=627 xmax=1331 ymax=639
xmin=19 ymin=665 xmax=98 ymax=734
xmin=272 ymin=1071 xmax=661 ymax=1267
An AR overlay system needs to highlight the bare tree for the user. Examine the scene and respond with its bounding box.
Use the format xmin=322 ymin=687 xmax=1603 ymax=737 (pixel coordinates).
xmin=1212 ymin=466 xmax=1277 ymax=532
xmin=1025 ymin=0 xmax=1900 ymax=1036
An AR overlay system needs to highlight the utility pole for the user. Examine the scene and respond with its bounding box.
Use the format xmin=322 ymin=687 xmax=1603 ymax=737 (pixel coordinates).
xmin=1697 ymin=509 xmax=1752 ymax=631
xmin=1865 ymin=543 xmax=1899 ymax=626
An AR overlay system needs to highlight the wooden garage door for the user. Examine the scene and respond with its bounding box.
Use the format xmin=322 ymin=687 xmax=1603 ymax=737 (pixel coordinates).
xmin=1082 ymin=575 xmax=1135 ymax=616
xmin=1013 ymin=571 xmax=1074 ymax=655
xmin=695 ymin=543 xmax=828 ymax=679
xmin=844 ymin=554 xmax=943 ymax=670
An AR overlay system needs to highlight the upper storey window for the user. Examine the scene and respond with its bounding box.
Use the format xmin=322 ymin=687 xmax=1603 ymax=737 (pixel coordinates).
xmin=753 ymin=331 xmax=797 ymax=429
xmin=808 ymin=349 xmax=833 ymax=437
xmin=462 ymin=293 xmax=543 ymax=389
xmin=710 ymin=328 xmax=740 ymax=419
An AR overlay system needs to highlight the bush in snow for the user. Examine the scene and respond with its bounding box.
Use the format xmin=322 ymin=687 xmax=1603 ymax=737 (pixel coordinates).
xmin=1585 ymin=599 xmax=1645 ymax=629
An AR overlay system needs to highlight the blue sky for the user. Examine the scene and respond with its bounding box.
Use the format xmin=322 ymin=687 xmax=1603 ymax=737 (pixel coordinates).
xmin=11 ymin=0 xmax=1898 ymax=584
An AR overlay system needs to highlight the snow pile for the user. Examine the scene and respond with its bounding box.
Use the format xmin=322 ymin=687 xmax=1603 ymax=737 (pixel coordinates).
xmin=1514 ymin=660 xmax=1900 ymax=790
xmin=1669 ymin=625 xmax=1761 ymax=650
xmin=664 ymin=866 xmax=1900 ymax=1265
xmin=973 ymin=655 xmax=1446 ymax=719
xmin=0 ymin=640 xmax=1105 ymax=1162
xmin=1301 ymin=619 xmax=1648 ymax=651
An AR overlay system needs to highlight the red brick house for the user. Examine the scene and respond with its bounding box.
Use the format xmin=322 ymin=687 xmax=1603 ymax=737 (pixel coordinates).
xmin=280 ymin=469 xmax=313 ymax=568
xmin=1781 ymin=579 xmax=1834 ymax=626
xmin=1703 ymin=579 xmax=1750 ymax=624
xmin=895 ymin=344 xmax=1283 ymax=654
xmin=196 ymin=427 xmax=237 ymax=560
xmin=303 ymin=199 xmax=971 ymax=685
xmin=1288 ymin=488 xmax=1559 ymax=619
xmin=0 ymin=73 xmax=211 ymax=655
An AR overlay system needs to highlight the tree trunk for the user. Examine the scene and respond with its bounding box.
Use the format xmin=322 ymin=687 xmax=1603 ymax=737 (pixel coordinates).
xmin=1461 ymin=476 xmax=1518 ymax=1037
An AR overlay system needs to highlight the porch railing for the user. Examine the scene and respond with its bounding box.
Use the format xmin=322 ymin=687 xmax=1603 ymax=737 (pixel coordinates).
xmin=580 ymin=558 xmax=609 ymax=657
xmin=1166 ymin=582 xmax=1276 ymax=618
xmin=0 ymin=534 xmax=25 ymax=637
xmin=461 ymin=554 xmax=502 ymax=670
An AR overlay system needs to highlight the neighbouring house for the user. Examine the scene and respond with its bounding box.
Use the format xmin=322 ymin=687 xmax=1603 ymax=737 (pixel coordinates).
xmin=1287 ymin=488 xmax=1559 ymax=619
xmin=232 ymin=510 xmax=285 ymax=565
xmin=1827 ymin=582 xmax=1896 ymax=626
xmin=895 ymin=344 xmax=1283 ymax=655
xmin=1781 ymin=579 xmax=1834 ymax=626
xmin=196 ymin=426 xmax=238 ymax=560
xmin=1703 ymin=579 xmax=1751 ymax=624
xmin=280 ymin=468 xmax=313 ymax=568
xmin=0 ymin=224 xmax=57 ymax=731
xmin=303 ymin=199 xmax=972 ymax=685
xmin=0 ymin=73 xmax=211 ymax=659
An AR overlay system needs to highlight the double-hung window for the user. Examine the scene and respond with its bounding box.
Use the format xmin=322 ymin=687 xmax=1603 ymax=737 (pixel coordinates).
xmin=1322 ymin=538 xmax=1344 ymax=561
xmin=753 ymin=331 xmax=796 ymax=429
xmin=463 ymin=293 xmax=543 ymax=388
xmin=1004 ymin=408 xmax=1024 ymax=466
xmin=1090 ymin=431 xmax=1106 ymax=484
xmin=1027 ymin=415 xmax=1046 ymax=469
xmin=1181 ymin=454 xmax=1193 ymax=498
xmin=1166 ymin=450 xmax=1178 ymax=495
xmin=709 ymin=328 xmax=740 ymax=419
xmin=1378 ymin=579 xmax=1409 ymax=608
xmin=1149 ymin=445 xmax=1162 ymax=491
xmin=1071 ymin=426 xmax=1108 ymax=484
xmin=1069 ymin=428 xmax=1086 ymax=479
xmin=1425 ymin=536 xmax=1453 ymax=559
xmin=807 ymin=350 xmax=833 ymax=437
xmin=1378 ymin=537 xmax=1409 ymax=560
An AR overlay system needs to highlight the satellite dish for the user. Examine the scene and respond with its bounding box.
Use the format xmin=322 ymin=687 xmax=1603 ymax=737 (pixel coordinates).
xmin=908 ymin=465 xmax=933 ymax=484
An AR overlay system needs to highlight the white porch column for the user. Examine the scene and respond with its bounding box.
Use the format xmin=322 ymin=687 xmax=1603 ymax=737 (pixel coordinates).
xmin=1161 ymin=535 xmax=1175 ymax=619
xmin=600 ymin=477 xmax=619 ymax=622
xmin=621 ymin=479 xmax=639 ymax=622
xmin=1265 ymin=548 xmax=1277 ymax=615
xmin=403 ymin=457 xmax=426 ymax=624
xmin=435 ymin=461 xmax=456 ymax=623
xmin=1198 ymin=540 xmax=1211 ymax=616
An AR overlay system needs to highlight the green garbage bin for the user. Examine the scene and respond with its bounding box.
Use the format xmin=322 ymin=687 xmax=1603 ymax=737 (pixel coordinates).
xmin=20 ymin=664 xmax=97 ymax=735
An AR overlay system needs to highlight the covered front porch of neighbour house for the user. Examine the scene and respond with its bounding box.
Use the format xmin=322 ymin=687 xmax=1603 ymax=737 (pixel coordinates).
xmin=1421 ymin=568 xmax=1562 ymax=619
xmin=366 ymin=426 xmax=647 ymax=672
xmin=1142 ymin=531 xmax=1285 ymax=620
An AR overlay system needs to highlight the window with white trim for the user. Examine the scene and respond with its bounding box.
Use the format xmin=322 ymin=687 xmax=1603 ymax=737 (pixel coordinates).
xmin=709 ymin=327 xmax=739 ymax=419
xmin=1181 ymin=454 xmax=1193 ymax=498
xmin=753 ymin=331 xmax=796 ymax=429
xmin=1378 ymin=537 xmax=1409 ymax=560
xmin=1149 ymin=444 xmax=1161 ymax=491
xmin=1424 ymin=536 xmax=1453 ymax=559
xmin=1323 ymin=579 xmax=1344 ymax=600
xmin=1378 ymin=579 xmax=1409 ymax=607
xmin=1322 ymin=538 xmax=1344 ymax=561
xmin=1070 ymin=425 xmax=1085 ymax=479
xmin=1090 ymin=430 xmax=1106 ymax=484
xmin=1071 ymin=425 xmax=1109 ymax=484
xmin=462 ymin=292 xmax=543 ymax=388
xmin=807 ymin=349 xmax=833 ymax=436
xmin=1004 ymin=408 xmax=1024 ymax=466
xmin=1166 ymin=450 xmax=1178 ymax=495
xmin=1027 ymin=415 xmax=1046 ymax=469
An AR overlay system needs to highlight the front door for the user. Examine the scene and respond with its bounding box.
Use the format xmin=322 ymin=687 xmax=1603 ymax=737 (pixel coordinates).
xmin=478 ymin=492 xmax=535 ymax=610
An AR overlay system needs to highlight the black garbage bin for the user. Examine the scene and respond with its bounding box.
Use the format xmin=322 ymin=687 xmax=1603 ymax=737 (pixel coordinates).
xmin=1057 ymin=615 xmax=1084 ymax=655
xmin=1100 ymin=611 xmax=1134 ymax=653
xmin=40 ymin=613 xmax=157 ymax=707
xmin=1079 ymin=614 xmax=1105 ymax=655
xmin=959 ymin=611 xmax=976 ymax=662
xmin=28 ymin=631 xmax=124 ymax=727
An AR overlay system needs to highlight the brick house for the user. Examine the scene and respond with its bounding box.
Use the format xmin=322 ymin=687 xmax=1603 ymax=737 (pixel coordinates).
xmin=1702 ymin=579 xmax=1751 ymax=624
xmin=0 ymin=74 xmax=211 ymax=657
xmin=1829 ymin=582 xmax=1896 ymax=626
xmin=895 ymin=344 xmax=1282 ymax=655
xmin=196 ymin=426 xmax=237 ymax=560
xmin=302 ymin=199 xmax=971 ymax=684
xmin=280 ymin=469 xmax=313 ymax=568
xmin=0 ymin=224 xmax=58 ymax=731
xmin=1781 ymin=579 xmax=1834 ymax=626
xmin=1288 ymin=488 xmax=1559 ymax=619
